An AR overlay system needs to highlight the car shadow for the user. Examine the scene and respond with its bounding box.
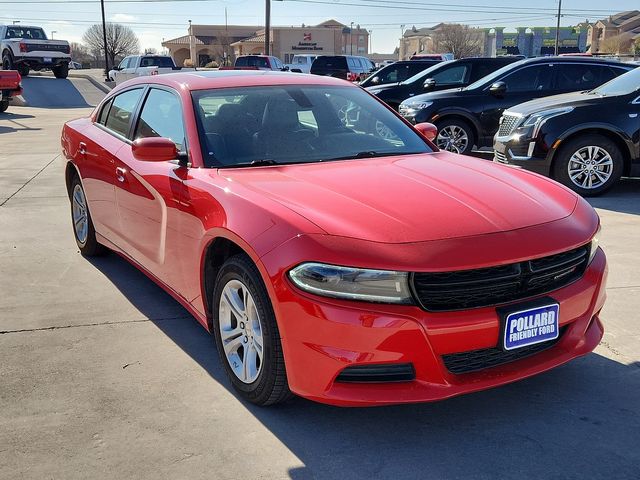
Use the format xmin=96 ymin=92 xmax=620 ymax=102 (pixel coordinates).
xmin=587 ymin=178 xmax=640 ymax=216
xmin=87 ymin=254 xmax=640 ymax=479
xmin=20 ymin=77 xmax=92 ymax=108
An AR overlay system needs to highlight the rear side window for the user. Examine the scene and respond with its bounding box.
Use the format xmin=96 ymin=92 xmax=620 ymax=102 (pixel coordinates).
xmin=431 ymin=64 xmax=469 ymax=85
xmin=104 ymin=88 xmax=144 ymax=138
xmin=555 ymin=64 xmax=614 ymax=91
xmin=97 ymin=98 xmax=113 ymax=125
xmin=470 ymin=62 xmax=502 ymax=82
xmin=134 ymin=88 xmax=185 ymax=150
xmin=502 ymin=65 xmax=553 ymax=92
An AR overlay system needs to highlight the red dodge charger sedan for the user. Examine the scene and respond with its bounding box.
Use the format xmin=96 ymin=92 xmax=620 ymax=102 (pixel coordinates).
xmin=61 ymin=71 xmax=606 ymax=406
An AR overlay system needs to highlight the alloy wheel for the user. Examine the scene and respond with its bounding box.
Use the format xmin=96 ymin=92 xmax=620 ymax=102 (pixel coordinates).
xmin=567 ymin=145 xmax=613 ymax=190
xmin=218 ymin=279 xmax=264 ymax=384
xmin=72 ymin=184 xmax=89 ymax=245
xmin=436 ymin=125 xmax=469 ymax=153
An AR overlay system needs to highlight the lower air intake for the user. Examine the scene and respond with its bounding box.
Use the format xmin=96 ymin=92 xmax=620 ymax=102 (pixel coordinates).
xmin=335 ymin=363 xmax=415 ymax=383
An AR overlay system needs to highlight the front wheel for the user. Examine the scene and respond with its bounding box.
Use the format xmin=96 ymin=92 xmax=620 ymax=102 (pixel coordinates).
xmin=552 ymin=134 xmax=623 ymax=196
xmin=435 ymin=119 xmax=475 ymax=155
xmin=212 ymin=254 xmax=292 ymax=406
xmin=17 ymin=63 xmax=29 ymax=77
xmin=0 ymin=100 xmax=8 ymax=113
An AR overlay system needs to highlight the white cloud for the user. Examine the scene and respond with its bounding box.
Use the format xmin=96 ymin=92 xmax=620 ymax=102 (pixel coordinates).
xmin=110 ymin=13 xmax=137 ymax=23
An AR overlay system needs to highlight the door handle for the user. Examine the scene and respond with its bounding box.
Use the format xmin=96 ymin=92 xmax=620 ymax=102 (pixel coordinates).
xmin=115 ymin=167 xmax=126 ymax=182
xmin=79 ymin=142 xmax=87 ymax=155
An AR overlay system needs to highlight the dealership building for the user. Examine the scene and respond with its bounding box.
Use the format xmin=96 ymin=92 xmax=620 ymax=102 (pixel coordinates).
xmin=162 ymin=19 xmax=369 ymax=66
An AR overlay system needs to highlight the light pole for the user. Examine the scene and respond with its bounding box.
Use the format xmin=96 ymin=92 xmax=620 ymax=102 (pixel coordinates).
xmin=554 ymin=0 xmax=562 ymax=55
xmin=350 ymin=22 xmax=354 ymax=55
xmin=368 ymin=29 xmax=372 ymax=54
xmin=265 ymin=0 xmax=271 ymax=55
xmin=51 ymin=30 xmax=57 ymax=39
xmin=400 ymin=24 xmax=405 ymax=60
xmin=100 ymin=0 xmax=109 ymax=77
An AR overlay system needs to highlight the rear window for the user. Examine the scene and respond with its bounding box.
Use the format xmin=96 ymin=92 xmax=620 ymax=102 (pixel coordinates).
xmin=311 ymin=56 xmax=348 ymax=71
xmin=139 ymin=57 xmax=174 ymax=68
xmin=5 ymin=27 xmax=46 ymax=39
xmin=235 ymin=56 xmax=269 ymax=68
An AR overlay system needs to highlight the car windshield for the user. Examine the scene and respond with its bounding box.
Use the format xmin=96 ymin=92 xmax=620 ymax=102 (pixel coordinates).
xmin=464 ymin=59 xmax=527 ymax=90
xmin=193 ymin=85 xmax=431 ymax=168
xmin=592 ymin=67 xmax=640 ymax=96
xmin=5 ymin=27 xmax=47 ymax=39
xmin=236 ymin=56 xmax=269 ymax=68
xmin=400 ymin=62 xmax=447 ymax=85
xmin=140 ymin=57 xmax=174 ymax=68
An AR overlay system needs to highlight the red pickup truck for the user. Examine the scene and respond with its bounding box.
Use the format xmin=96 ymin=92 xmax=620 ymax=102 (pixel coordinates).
xmin=0 ymin=70 xmax=23 ymax=112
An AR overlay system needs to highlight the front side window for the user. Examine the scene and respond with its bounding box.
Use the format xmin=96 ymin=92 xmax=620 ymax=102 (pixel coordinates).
xmin=193 ymin=85 xmax=432 ymax=168
xmin=118 ymin=57 xmax=130 ymax=69
xmin=135 ymin=89 xmax=185 ymax=150
xmin=502 ymin=65 xmax=554 ymax=92
xmin=104 ymin=88 xmax=144 ymax=138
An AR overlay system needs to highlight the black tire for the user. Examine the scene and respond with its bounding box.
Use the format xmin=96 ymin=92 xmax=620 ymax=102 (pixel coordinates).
xmin=0 ymin=100 xmax=8 ymax=113
xmin=2 ymin=52 xmax=13 ymax=71
xmin=53 ymin=62 xmax=69 ymax=79
xmin=69 ymin=174 xmax=107 ymax=256
xmin=552 ymin=134 xmax=624 ymax=197
xmin=435 ymin=118 xmax=476 ymax=155
xmin=212 ymin=254 xmax=292 ymax=406
xmin=17 ymin=63 xmax=29 ymax=77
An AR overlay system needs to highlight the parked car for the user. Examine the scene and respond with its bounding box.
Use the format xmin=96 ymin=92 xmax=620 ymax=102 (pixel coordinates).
xmin=62 ymin=70 xmax=605 ymax=407
xmin=399 ymin=57 xmax=635 ymax=154
xmin=0 ymin=69 xmax=22 ymax=112
xmin=359 ymin=59 xmax=440 ymax=88
xmin=366 ymin=57 xmax=521 ymax=111
xmin=109 ymin=55 xmax=191 ymax=84
xmin=410 ymin=53 xmax=454 ymax=61
xmin=310 ymin=55 xmax=376 ymax=81
xmin=284 ymin=54 xmax=317 ymax=73
xmin=0 ymin=24 xmax=71 ymax=78
xmin=230 ymin=55 xmax=286 ymax=71
xmin=69 ymin=61 xmax=83 ymax=70
xmin=494 ymin=66 xmax=640 ymax=196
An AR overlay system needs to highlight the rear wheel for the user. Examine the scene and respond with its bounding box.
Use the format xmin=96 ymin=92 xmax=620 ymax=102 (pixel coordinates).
xmin=53 ymin=63 xmax=69 ymax=79
xmin=0 ymin=100 xmax=8 ymax=113
xmin=435 ymin=118 xmax=475 ymax=155
xmin=552 ymin=134 xmax=623 ymax=196
xmin=70 ymin=175 xmax=107 ymax=256
xmin=2 ymin=53 xmax=13 ymax=71
xmin=212 ymin=254 xmax=292 ymax=406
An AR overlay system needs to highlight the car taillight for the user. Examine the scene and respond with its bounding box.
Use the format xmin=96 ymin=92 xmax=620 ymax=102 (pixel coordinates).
xmin=347 ymin=72 xmax=358 ymax=82
xmin=19 ymin=43 xmax=27 ymax=53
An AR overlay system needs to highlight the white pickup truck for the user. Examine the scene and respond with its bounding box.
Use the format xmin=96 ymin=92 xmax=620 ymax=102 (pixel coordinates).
xmin=1 ymin=24 xmax=71 ymax=78
xmin=109 ymin=55 xmax=193 ymax=85
xmin=284 ymin=54 xmax=318 ymax=74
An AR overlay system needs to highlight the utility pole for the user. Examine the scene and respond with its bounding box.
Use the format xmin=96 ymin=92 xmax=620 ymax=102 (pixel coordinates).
xmin=265 ymin=0 xmax=271 ymax=55
xmin=554 ymin=0 xmax=562 ymax=55
xmin=100 ymin=0 xmax=109 ymax=76
xmin=350 ymin=22 xmax=354 ymax=55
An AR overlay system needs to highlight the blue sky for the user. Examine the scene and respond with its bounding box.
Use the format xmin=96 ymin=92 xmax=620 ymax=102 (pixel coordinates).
xmin=1 ymin=0 xmax=638 ymax=53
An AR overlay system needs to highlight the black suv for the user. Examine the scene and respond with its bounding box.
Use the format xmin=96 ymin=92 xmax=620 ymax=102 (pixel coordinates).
xmin=399 ymin=57 xmax=634 ymax=154
xmin=310 ymin=55 xmax=376 ymax=82
xmin=494 ymin=66 xmax=640 ymax=196
xmin=366 ymin=57 xmax=521 ymax=110
xmin=360 ymin=60 xmax=440 ymax=88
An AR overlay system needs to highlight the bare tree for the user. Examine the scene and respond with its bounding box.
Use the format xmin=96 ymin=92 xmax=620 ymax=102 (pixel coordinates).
xmin=434 ymin=24 xmax=482 ymax=59
xmin=144 ymin=47 xmax=158 ymax=55
xmin=82 ymin=23 xmax=140 ymax=68
xmin=598 ymin=35 xmax=632 ymax=55
xmin=69 ymin=42 xmax=94 ymax=65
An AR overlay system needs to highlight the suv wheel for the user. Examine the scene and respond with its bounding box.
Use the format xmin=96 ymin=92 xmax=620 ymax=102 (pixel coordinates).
xmin=53 ymin=63 xmax=69 ymax=79
xmin=2 ymin=53 xmax=13 ymax=70
xmin=435 ymin=119 xmax=475 ymax=155
xmin=212 ymin=254 xmax=292 ymax=406
xmin=553 ymin=134 xmax=623 ymax=196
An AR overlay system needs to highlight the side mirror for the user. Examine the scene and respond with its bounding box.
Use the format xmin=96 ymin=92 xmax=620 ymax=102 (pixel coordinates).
xmin=370 ymin=76 xmax=380 ymax=85
xmin=132 ymin=137 xmax=178 ymax=162
xmin=414 ymin=122 xmax=438 ymax=142
xmin=282 ymin=65 xmax=290 ymax=71
xmin=423 ymin=78 xmax=436 ymax=90
xmin=489 ymin=81 xmax=507 ymax=97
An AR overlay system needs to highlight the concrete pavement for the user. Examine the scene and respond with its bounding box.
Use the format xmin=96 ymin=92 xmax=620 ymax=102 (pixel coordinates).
xmin=0 ymin=106 xmax=639 ymax=479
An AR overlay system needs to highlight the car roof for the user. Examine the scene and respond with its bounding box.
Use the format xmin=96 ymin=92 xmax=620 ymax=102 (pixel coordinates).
xmin=116 ymin=70 xmax=355 ymax=91
xmin=518 ymin=55 xmax=627 ymax=66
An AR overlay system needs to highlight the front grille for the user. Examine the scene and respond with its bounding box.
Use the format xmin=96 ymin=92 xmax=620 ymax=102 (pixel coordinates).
xmin=25 ymin=43 xmax=70 ymax=54
xmin=442 ymin=327 xmax=566 ymax=374
xmin=412 ymin=245 xmax=589 ymax=312
xmin=494 ymin=151 xmax=507 ymax=163
xmin=335 ymin=363 xmax=415 ymax=383
xmin=497 ymin=113 xmax=521 ymax=136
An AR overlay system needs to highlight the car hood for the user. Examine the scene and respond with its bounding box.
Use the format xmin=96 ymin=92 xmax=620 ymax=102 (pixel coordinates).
xmin=505 ymin=91 xmax=598 ymax=117
xmin=221 ymin=153 xmax=578 ymax=243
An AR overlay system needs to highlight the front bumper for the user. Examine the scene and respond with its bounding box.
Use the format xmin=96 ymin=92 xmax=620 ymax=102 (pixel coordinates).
xmin=262 ymin=243 xmax=607 ymax=406
xmin=493 ymin=133 xmax=551 ymax=176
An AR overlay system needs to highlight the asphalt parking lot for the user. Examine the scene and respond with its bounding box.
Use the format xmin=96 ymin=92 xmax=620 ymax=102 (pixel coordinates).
xmin=1 ymin=89 xmax=639 ymax=479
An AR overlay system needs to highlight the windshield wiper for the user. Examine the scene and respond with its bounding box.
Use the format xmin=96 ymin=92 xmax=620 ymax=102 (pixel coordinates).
xmin=222 ymin=159 xmax=280 ymax=169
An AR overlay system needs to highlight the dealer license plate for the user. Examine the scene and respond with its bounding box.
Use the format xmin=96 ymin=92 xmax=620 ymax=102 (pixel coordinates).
xmin=503 ymin=303 xmax=559 ymax=351
xmin=44 ymin=57 xmax=52 ymax=63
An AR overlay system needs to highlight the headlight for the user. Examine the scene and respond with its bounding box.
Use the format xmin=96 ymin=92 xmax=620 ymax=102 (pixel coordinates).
xmin=522 ymin=107 xmax=573 ymax=137
xmin=402 ymin=100 xmax=433 ymax=110
xmin=588 ymin=225 xmax=601 ymax=264
xmin=288 ymin=263 xmax=413 ymax=304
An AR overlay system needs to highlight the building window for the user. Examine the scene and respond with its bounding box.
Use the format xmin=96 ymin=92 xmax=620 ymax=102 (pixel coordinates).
xmin=358 ymin=46 xmax=365 ymax=54
xmin=359 ymin=35 xmax=364 ymax=43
